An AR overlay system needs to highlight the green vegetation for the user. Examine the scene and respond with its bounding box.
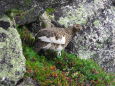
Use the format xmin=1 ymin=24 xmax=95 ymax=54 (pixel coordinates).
xmin=16 ymin=20 xmax=114 ymax=86
xmin=45 ymin=8 xmax=55 ymax=20
xmin=24 ymin=0 xmax=32 ymax=6
xmin=17 ymin=26 xmax=35 ymax=45
xmin=23 ymin=45 xmax=113 ymax=86
xmin=6 ymin=9 xmax=24 ymax=18
xmin=46 ymin=8 xmax=55 ymax=14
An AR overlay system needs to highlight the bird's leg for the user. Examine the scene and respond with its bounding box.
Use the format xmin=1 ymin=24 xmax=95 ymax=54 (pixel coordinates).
xmin=58 ymin=51 xmax=61 ymax=56
xmin=57 ymin=51 xmax=61 ymax=58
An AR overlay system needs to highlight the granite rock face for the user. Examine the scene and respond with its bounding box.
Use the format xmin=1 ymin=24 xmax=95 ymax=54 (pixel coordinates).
xmin=51 ymin=0 xmax=115 ymax=72
xmin=0 ymin=16 xmax=26 ymax=86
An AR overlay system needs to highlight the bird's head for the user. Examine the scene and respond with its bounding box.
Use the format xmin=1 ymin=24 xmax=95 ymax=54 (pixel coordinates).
xmin=72 ymin=24 xmax=82 ymax=32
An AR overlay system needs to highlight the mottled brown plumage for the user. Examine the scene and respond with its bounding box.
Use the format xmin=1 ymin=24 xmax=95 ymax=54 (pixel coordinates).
xmin=35 ymin=24 xmax=82 ymax=56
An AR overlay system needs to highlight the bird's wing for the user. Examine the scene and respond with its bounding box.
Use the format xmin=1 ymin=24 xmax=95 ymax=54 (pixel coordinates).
xmin=36 ymin=29 xmax=66 ymax=44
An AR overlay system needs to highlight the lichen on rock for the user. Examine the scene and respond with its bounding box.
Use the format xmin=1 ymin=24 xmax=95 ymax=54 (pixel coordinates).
xmin=57 ymin=5 xmax=91 ymax=27
xmin=50 ymin=0 xmax=115 ymax=72
xmin=0 ymin=16 xmax=26 ymax=86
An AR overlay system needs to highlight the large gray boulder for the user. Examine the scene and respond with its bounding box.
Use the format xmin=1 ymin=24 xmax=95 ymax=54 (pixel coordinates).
xmin=0 ymin=0 xmax=72 ymax=25
xmin=51 ymin=0 xmax=115 ymax=72
xmin=0 ymin=16 xmax=26 ymax=86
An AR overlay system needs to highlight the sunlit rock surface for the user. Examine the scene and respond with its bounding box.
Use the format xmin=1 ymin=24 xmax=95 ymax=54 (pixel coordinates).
xmin=0 ymin=16 xmax=26 ymax=86
xmin=52 ymin=0 xmax=115 ymax=72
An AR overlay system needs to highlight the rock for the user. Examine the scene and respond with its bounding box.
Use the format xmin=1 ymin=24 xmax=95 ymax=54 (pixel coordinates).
xmin=0 ymin=0 xmax=114 ymax=73
xmin=0 ymin=0 xmax=73 ymax=25
xmin=27 ymin=12 xmax=54 ymax=34
xmin=14 ymin=6 xmax=44 ymax=26
xmin=0 ymin=16 xmax=26 ymax=86
xmin=48 ymin=0 xmax=115 ymax=72
xmin=16 ymin=77 xmax=40 ymax=86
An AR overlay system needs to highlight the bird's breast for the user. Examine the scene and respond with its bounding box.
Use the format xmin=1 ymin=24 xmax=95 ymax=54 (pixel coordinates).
xmin=42 ymin=43 xmax=64 ymax=51
xmin=56 ymin=44 xmax=64 ymax=51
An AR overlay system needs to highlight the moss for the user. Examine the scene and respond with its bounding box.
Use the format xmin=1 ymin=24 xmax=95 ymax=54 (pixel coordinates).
xmin=15 ymin=25 xmax=114 ymax=86
xmin=6 ymin=9 xmax=24 ymax=18
xmin=46 ymin=8 xmax=55 ymax=14
xmin=24 ymin=0 xmax=32 ymax=6
xmin=17 ymin=26 xmax=35 ymax=46
xmin=22 ymin=45 xmax=114 ymax=86
xmin=45 ymin=8 xmax=55 ymax=24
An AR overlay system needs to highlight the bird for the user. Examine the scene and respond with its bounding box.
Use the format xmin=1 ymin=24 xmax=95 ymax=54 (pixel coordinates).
xmin=34 ymin=24 xmax=82 ymax=56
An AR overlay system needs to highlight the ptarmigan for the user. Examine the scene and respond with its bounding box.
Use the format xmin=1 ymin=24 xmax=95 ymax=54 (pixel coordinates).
xmin=35 ymin=24 xmax=82 ymax=56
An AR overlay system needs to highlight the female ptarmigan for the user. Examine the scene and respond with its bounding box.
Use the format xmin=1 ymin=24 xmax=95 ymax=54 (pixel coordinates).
xmin=35 ymin=24 xmax=82 ymax=56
